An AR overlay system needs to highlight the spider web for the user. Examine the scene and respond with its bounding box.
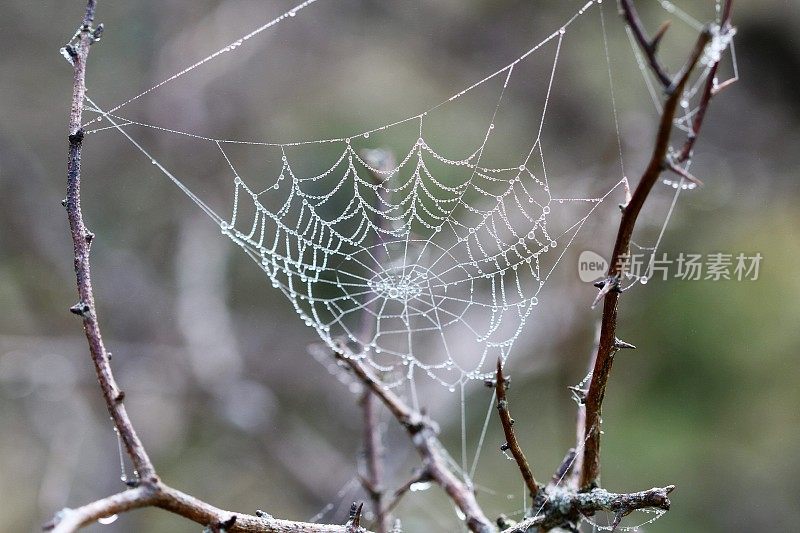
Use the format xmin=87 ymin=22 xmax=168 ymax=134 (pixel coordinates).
xmin=82 ymin=0 xmax=621 ymax=389
xmin=76 ymin=0 xmax=736 ymax=530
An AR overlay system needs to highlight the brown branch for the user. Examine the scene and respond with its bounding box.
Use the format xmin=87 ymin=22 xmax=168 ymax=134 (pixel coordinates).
xmin=578 ymin=24 xmax=713 ymax=490
xmin=56 ymin=3 xmax=374 ymax=533
xmin=64 ymin=0 xmax=156 ymax=484
xmin=501 ymin=485 xmax=674 ymax=533
xmin=356 ymin=150 xmax=397 ymax=533
xmin=495 ymin=358 xmax=539 ymax=500
xmin=360 ymin=391 xmax=389 ymax=533
xmin=45 ymin=481 xmax=373 ymax=533
xmin=619 ymin=0 xmax=672 ymax=88
xmin=676 ymin=2 xmax=736 ymax=163
xmin=381 ymin=468 xmax=432 ymax=517
xmin=334 ymin=346 xmax=494 ymax=533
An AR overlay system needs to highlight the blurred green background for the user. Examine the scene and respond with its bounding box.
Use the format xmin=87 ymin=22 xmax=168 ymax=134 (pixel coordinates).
xmin=1 ymin=1 xmax=799 ymax=532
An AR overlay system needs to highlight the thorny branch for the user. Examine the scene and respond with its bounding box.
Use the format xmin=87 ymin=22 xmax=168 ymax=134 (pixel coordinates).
xmin=53 ymin=2 xmax=374 ymax=532
xmin=501 ymin=485 xmax=674 ymax=533
xmin=577 ymin=0 xmax=735 ymax=491
xmin=495 ymin=359 xmax=540 ymax=500
xmin=63 ymin=0 xmax=156 ymax=486
xmin=334 ymin=346 xmax=494 ymax=533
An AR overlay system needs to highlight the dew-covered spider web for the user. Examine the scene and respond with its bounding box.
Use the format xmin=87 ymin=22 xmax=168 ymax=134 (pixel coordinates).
xmin=80 ymin=0 xmax=734 ymax=392
xmin=77 ymin=0 xmax=736 ymax=529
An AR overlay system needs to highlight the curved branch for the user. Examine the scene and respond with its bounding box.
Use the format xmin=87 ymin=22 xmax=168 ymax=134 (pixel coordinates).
xmin=495 ymin=359 xmax=539 ymax=500
xmin=578 ymin=23 xmax=714 ymax=490
xmin=65 ymin=0 xmax=155 ymax=482
xmin=45 ymin=481 xmax=373 ymax=533
xmin=58 ymin=3 xmax=372 ymax=532
xmin=334 ymin=347 xmax=494 ymax=533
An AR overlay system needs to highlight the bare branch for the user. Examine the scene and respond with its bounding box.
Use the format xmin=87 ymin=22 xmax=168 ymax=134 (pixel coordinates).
xmin=495 ymin=358 xmax=539 ymax=500
xmin=578 ymin=21 xmax=714 ymax=490
xmin=382 ymin=468 xmax=432 ymax=517
xmin=64 ymin=0 xmax=156 ymax=483
xmin=45 ymin=481 xmax=373 ymax=533
xmin=676 ymin=2 xmax=736 ymax=163
xmin=360 ymin=391 xmax=389 ymax=533
xmin=334 ymin=347 xmax=494 ymax=533
xmin=501 ymin=485 xmax=674 ymax=533
xmin=57 ymin=3 xmax=383 ymax=532
xmin=619 ymin=0 xmax=672 ymax=87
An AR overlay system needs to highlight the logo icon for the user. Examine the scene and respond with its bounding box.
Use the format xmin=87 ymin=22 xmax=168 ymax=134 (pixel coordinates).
xmin=578 ymin=250 xmax=608 ymax=283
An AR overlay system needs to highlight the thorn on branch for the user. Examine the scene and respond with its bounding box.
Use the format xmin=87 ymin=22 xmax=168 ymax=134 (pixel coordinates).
xmin=591 ymin=276 xmax=620 ymax=309
xmin=496 ymin=515 xmax=516 ymax=529
xmin=64 ymin=44 xmax=78 ymax=60
xmin=91 ymin=23 xmax=104 ymax=43
xmin=651 ymin=21 xmax=671 ymax=52
xmin=666 ymin=160 xmax=704 ymax=187
xmin=68 ymin=128 xmax=85 ymax=144
xmin=346 ymin=502 xmax=364 ymax=531
xmin=69 ymin=301 xmax=92 ymax=318
xmin=568 ymin=385 xmax=588 ymax=405
xmin=254 ymin=509 xmax=273 ymax=519
xmin=85 ymin=231 xmax=95 ymax=245
xmin=114 ymin=390 xmax=125 ymax=403
xmin=612 ymin=338 xmax=636 ymax=351
xmin=204 ymin=515 xmax=237 ymax=533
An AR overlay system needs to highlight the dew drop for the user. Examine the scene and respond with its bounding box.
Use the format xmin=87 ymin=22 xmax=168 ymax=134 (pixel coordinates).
xmin=640 ymin=276 xmax=649 ymax=285
xmin=98 ymin=515 xmax=118 ymax=525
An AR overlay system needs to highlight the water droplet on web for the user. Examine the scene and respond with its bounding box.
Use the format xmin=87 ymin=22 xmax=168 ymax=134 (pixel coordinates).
xmin=640 ymin=276 xmax=649 ymax=285
xmin=363 ymin=132 xmax=370 ymax=138
xmin=288 ymin=10 xmax=296 ymax=17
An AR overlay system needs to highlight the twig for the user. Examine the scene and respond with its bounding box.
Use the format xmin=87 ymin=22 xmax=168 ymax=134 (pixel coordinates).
xmin=45 ymin=481 xmax=373 ymax=533
xmin=619 ymin=0 xmax=672 ymax=88
xmin=501 ymin=485 xmax=674 ymax=533
xmin=579 ymin=23 xmax=713 ymax=490
xmin=356 ymin=150 xmax=396 ymax=533
xmin=360 ymin=391 xmax=389 ymax=533
xmin=495 ymin=358 xmax=539 ymax=500
xmin=334 ymin=346 xmax=494 ymax=533
xmin=675 ymin=3 xmax=736 ymax=163
xmin=381 ymin=468 xmax=432 ymax=517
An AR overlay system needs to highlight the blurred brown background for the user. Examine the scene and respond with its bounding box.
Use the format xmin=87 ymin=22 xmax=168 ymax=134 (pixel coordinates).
xmin=1 ymin=1 xmax=799 ymax=532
